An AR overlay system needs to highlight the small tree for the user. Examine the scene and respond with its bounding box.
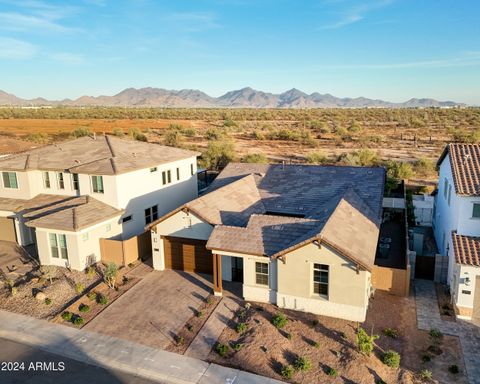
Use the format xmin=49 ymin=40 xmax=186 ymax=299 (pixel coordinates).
xmin=200 ymin=139 xmax=235 ymax=170
xmin=40 ymin=265 xmax=57 ymax=284
xmin=103 ymin=262 xmax=118 ymax=289
xmin=357 ymin=327 xmax=379 ymax=356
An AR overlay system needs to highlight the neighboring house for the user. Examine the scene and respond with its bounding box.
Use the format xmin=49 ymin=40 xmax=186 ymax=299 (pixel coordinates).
xmin=0 ymin=135 xmax=199 ymax=271
xmin=433 ymin=143 xmax=480 ymax=319
xmin=148 ymin=163 xmax=385 ymax=321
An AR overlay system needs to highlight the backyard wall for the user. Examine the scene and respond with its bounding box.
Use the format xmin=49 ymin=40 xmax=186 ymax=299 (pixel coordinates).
xmin=371 ymin=264 xmax=411 ymax=296
xmin=100 ymin=231 xmax=152 ymax=266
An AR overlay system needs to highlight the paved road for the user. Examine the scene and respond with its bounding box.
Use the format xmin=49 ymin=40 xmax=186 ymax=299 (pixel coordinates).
xmin=0 ymin=338 xmax=162 ymax=384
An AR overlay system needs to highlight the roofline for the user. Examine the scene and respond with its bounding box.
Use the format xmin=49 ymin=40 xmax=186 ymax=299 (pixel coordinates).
xmin=205 ymin=245 xmax=266 ymax=258
xmin=145 ymin=205 xmax=215 ymax=232
xmin=436 ymin=144 xmax=450 ymax=170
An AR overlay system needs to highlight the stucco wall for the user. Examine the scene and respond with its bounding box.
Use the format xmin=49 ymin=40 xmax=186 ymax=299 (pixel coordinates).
xmin=371 ymin=265 xmax=410 ymax=296
xmin=452 ymin=263 xmax=480 ymax=313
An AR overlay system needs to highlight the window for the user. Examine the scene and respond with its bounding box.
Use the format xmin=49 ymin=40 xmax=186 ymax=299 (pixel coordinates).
xmin=443 ymin=178 xmax=448 ymax=199
xmin=167 ymin=170 xmax=171 ymax=183
xmin=150 ymin=167 xmax=157 ymax=173
xmin=145 ymin=205 xmax=158 ymax=225
xmin=49 ymin=233 xmax=68 ymax=260
xmin=176 ymin=167 xmax=180 ymax=180
xmin=91 ymin=175 xmax=104 ymax=194
xmin=43 ymin=172 xmax=51 ymax=189
xmin=57 ymin=172 xmax=65 ymax=189
xmin=190 ymin=163 xmax=194 ymax=176
xmin=82 ymin=232 xmax=89 ymax=242
xmin=447 ymin=185 xmax=452 ymax=206
xmin=122 ymin=215 xmax=132 ymax=223
xmin=255 ymin=262 xmax=269 ymax=286
xmin=162 ymin=171 xmax=167 ymax=185
xmin=313 ymin=264 xmax=329 ymax=297
xmin=162 ymin=170 xmax=172 ymax=185
xmin=462 ymin=290 xmax=471 ymax=295
xmin=2 ymin=172 xmax=18 ymax=189
xmin=473 ymin=203 xmax=480 ymax=218
xmin=72 ymin=173 xmax=79 ymax=191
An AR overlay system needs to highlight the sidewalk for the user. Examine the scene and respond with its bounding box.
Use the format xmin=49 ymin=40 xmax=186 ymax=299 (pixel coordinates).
xmin=0 ymin=309 xmax=282 ymax=384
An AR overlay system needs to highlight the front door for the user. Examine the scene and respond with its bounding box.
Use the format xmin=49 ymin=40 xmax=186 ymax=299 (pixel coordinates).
xmin=231 ymin=257 xmax=244 ymax=283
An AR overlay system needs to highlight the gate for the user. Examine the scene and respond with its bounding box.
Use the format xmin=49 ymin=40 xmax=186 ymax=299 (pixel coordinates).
xmin=415 ymin=255 xmax=435 ymax=280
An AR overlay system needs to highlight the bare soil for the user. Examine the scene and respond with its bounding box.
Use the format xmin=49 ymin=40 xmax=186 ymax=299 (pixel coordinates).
xmin=435 ymin=284 xmax=456 ymax=322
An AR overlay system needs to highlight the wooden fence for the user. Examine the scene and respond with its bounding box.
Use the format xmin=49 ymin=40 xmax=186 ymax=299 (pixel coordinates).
xmin=371 ymin=264 xmax=411 ymax=296
xmin=100 ymin=231 xmax=152 ymax=267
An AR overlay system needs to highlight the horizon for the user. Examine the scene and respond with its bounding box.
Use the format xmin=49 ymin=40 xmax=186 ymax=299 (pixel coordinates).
xmin=0 ymin=1 xmax=479 ymax=104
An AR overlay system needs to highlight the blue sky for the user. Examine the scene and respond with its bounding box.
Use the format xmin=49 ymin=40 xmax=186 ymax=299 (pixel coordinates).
xmin=0 ymin=0 xmax=479 ymax=104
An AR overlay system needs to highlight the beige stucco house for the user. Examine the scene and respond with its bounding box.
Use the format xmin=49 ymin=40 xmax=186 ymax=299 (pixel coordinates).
xmin=148 ymin=163 xmax=385 ymax=321
xmin=0 ymin=135 xmax=199 ymax=271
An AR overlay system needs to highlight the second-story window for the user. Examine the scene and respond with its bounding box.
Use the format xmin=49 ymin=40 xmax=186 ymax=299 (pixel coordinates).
xmin=443 ymin=178 xmax=448 ymax=199
xmin=145 ymin=205 xmax=158 ymax=225
xmin=91 ymin=175 xmax=104 ymax=194
xmin=176 ymin=167 xmax=180 ymax=180
xmin=473 ymin=203 xmax=480 ymax=218
xmin=72 ymin=173 xmax=79 ymax=191
xmin=57 ymin=172 xmax=65 ymax=190
xmin=2 ymin=172 xmax=18 ymax=189
xmin=162 ymin=170 xmax=172 ymax=185
xmin=43 ymin=171 xmax=51 ymax=189
xmin=190 ymin=163 xmax=194 ymax=176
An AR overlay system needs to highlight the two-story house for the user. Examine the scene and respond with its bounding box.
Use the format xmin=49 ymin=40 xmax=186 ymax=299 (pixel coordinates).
xmin=0 ymin=134 xmax=199 ymax=271
xmin=433 ymin=143 xmax=480 ymax=319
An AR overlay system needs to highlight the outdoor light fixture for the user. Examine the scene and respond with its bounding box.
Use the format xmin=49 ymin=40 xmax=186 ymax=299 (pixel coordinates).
xmin=464 ymin=272 xmax=471 ymax=286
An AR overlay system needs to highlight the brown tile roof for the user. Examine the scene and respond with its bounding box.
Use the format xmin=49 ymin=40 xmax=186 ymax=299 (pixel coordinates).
xmin=0 ymin=135 xmax=199 ymax=175
xmin=0 ymin=194 xmax=69 ymax=213
xmin=452 ymin=232 xmax=480 ymax=266
xmin=438 ymin=143 xmax=480 ymax=196
xmin=25 ymin=195 xmax=123 ymax=231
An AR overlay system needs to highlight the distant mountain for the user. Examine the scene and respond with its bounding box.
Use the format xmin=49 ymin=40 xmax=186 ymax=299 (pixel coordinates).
xmin=0 ymin=87 xmax=465 ymax=108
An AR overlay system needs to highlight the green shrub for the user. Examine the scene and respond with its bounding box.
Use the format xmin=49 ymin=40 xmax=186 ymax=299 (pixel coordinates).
xmin=44 ymin=298 xmax=52 ymax=305
xmin=182 ymin=127 xmax=196 ymax=137
xmin=252 ymin=130 xmax=265 ymax=140
xmin=164 ymin=129 xmax=183 ymax=147
xmin=383 ymin=350 xmax=401 ymax=368
xmin=281 ymin=364 xmax=294 ymax=379
xmin=97 ymin=295 xmax=108 ymax=305
xmin=73 ymin=316 xmax=85 ymax=326
xmin=293 ymin=356 xmax=311 ymax=372
xmin=196 ymin=311 xmax=204 ymax=318
xmin=75 ymin=283 xmax=85 ymax=294
xmin=72 ymin=127 xmax=92 ymax=138
xmin=235 ymin=322 xmax=248 ymax=334
xmin=79 ymin=304 xmax=90 ymax=313
xmin=175 ymin=335 xmax=184 ymax=345
xmin=112 ymin=128 xmax=124 ymax=137
xmin=128 ymin=128 xmax=147 ymax=142
xmin=313 ymin=341 xmax=320 ymax=348
xmin=186 ymin=324 xmax=193 ymax=332
xmin=306 ymin=151 xmax=326 ymax=164
xmin=285 ymin=332 xmax=292 ymax=340
xmin=87 ymin=291 xmax=97 ymax=301
xmin=86 ymin=266 xmax=96 ymax=278
xmin=383 ymin=327 xmax=399 ymax=339
xmin=271 ymin=312 xmax=288 ymax=329
xmin=357 ymin=327 xmax=379 ymax=356
xmin=242 ymin=153 xmax=268 ymax=164
xmin=448 ymin=365 xmax=459 ymax=374
xmin=326 ymin=367 xmax=338 ymax=377
xmin=223 ymin=118 xmax=237 ymax=127
xmin=232 ymin=342 xmax=243 ymax=351
xmin=199 ymin=139 xmax=235 ymax=170
xmin=429 ymin=328 xmax=443 ymax=340
xmin=205 ymin=128 xmax=225 ymax=140
xmin=103 ymin=262 xmax=118 ymax=289
xmin=215 ymin=343 xmax=229 ymax=357
xmin=419 ymin=369 xmax=432 ymax=380
xmin=61 ymin=311 xmax=73 ymax=321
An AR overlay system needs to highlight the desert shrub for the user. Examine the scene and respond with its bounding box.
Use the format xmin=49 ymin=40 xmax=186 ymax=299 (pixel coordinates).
xmin=235 ymin=322 xmax=248 ymax=334
xmin=414 ymin=158 xmax=435 ymax=178
xmin=103 ymin=262 xmax=118 ymax=289
xmin=73 ymin=315 xmax=85 ymax=326
xmin=182 ymin=127 xmax=196 ymax=137
xmin=128 ymin=128 xmax=147 ymax=142
xmin=293 ymin=356 xmax=311 ymax=372
xmin=348 ymin=120 xmax=362 ymax=133
xmin=25 ymin=132 xmax=49 ymax=143
xmin=232 ymin=342 xmax=243 ymax=351
xmin=61 ymin=311 xmax=73 ymax=321
xmin=448 ymin=365 xmax=459 ymax=374
xmin=271 ymin=312 xmax=288 ymax=329
xmin=186 ymin=324 xmax=193 ymax=332
xmin=196 ymin=311 xmax=204 ymax=318
xmin=252 ymin=130 xmax=265 ymax=140
xmin=223 ymin=118 xmax=237 ymax=127
xmin=205 ymin=128 xmax=225 ymax=140
xmin=357 ymin=327 xmax=379 ymax=356
xmin=215 ymin=343 xmax=229 ymax=357
xmin=75 ymin=283 xmax=85 ymax=294
xmin=200 ymin=139 xmax=235 ymax=170
xmin=164 ymin=128 xmax=183 ymax=147
xmin=112 ymin=128 xmax=124 ymax=137
xmin=382 ymin=327 xmax=399 ymax=339
xmin=428 ymin=328 xmax=443 ymax=340
xmin=326 ymin=367 xmax=338 ymax=377
xmin=242 ymin=153 xmax=268 ymax=163
xmin=87 ymin=291 xmax=97 ymax=301
xmin=40 ymin=265 xmax=57 ymax=284
xmin=97 ymin=295 xmax=108 ymax=305
xmin=281 ymin=364 xmax=294 ymax=379
xmin=86 ymin=266 xmax=96 ymax=278
xmin=313 ymin=341 xmax=320 ymax=348
xmin=419 ymin=369 xmax=432 ymax=380
xmin=79 ymin=304 xmax=90 ymax=313
xmin=383 ymin=350 xmax=401 ymax=368
xmin=285 ymin=332 xmax=292 ymax=340
xmin=44 ymin=298 xmax=52 ymax=305
xmin=72 ymin=127 xmax=92 ymax=138
xmin=175 ymin=335 xmax=184 ymax=345
xmin=306 ymin=151 xmax=326 ymax=164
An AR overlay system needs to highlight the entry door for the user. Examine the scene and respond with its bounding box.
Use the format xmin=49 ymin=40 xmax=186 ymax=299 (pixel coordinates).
xmin=231 ymin=257 xmax=244 ymax=283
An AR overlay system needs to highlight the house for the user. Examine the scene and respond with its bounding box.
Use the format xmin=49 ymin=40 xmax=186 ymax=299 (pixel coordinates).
xmin=433 ymin=143 xmax=480 ymax=320
xmin=147 ymin=163 xmax=385 ymax=321
xmin=0 ymin=135 xmax=199 ymax=271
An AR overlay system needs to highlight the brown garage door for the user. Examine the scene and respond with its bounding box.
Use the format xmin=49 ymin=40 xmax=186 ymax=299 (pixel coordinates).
xmin=0 ymin=217 xmax=16 ymax=242
xmin=163 ymin=236 xmax=213 ymax=274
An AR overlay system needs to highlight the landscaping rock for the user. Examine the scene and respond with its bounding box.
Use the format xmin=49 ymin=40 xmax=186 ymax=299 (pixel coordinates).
xmin=35 ymin=291 xmax=46 ymax=301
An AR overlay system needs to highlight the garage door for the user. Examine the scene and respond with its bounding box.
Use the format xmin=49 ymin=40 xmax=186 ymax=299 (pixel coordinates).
xmin=163 ymin=237 xmax=213 ymax=274
xmin=0 ymin=217 xmax=16 ymax=242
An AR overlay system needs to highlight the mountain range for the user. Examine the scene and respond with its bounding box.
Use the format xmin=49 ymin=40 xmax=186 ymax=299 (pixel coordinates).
xmin=0 ymin=87 xmax=464 ymax=108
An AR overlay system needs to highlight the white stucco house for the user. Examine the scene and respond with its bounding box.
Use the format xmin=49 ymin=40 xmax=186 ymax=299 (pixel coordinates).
xmin=432 ymin=143 xmax=480 ymax=320
xmin=0 ymin=135 xmax=199 ymax=271
xmin=147 ymin=163 xmax=386 ymax=321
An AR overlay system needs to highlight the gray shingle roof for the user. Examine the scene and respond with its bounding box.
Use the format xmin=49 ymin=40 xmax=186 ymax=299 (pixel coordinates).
xmin=0 ymin=135 xmax=199 ymax=175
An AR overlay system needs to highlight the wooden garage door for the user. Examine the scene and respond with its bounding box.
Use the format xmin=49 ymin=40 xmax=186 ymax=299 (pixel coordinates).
xmin=163 ymin=237 xmax=213 ymax=274
xmin=0 ymin=217 xmax=16 ymax=242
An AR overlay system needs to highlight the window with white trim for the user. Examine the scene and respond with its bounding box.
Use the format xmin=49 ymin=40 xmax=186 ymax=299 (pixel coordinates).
xmin=49 ymin=233 xmax=68 ymax=260
xmin=57 ymin=172 xmax=65 ymax=189
xmin=91 ymin=175 xmax=104 ymax=194
xmin=255 ymin=262 xmax=269 ymax=286
xmin=313 ymin=263 xmax=329 ymax=297
xmin=162 ymin=170 xmax=172 ymax=185
xmin=43 ymin=171 xmax=51 ymax=189
xmin=72 ymin=173 xmax=79 ymax=191
xmin=176 ymin=167 xmax=180 ymax=180
xmin=473 ymin=203 xmax=480 ymax=218
xmin=2 ymin=172 xmax=18 ymax=189
xmin=145 ymin=205 xmax=158 ymax=225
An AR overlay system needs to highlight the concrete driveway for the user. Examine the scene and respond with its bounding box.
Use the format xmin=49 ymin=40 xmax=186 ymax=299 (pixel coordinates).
xmin=84 ymin=270 xmax=213 ymax=349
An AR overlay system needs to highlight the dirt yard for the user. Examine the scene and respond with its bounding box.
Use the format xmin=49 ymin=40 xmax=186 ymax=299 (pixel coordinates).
xmin=208 ymin=291 xmax=467 ymax=384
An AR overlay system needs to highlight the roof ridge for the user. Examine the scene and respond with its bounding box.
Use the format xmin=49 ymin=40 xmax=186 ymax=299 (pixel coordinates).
xmin=105 ymin=134 xmax=116 ymax=158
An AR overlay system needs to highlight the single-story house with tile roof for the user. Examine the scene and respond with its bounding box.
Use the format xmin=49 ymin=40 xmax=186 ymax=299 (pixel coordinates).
xmin=147 ymin=163 xmax=385 ymax=321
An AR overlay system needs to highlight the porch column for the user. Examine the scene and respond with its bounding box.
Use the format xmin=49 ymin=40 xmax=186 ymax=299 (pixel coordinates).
xmin=213 ymin=253 xmax=223 ymax=296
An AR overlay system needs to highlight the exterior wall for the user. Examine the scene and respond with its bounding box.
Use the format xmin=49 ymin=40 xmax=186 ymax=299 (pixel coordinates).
xmin=35 ymin=216 xmax=122 ymax=271
xmin=100 ymin=231 xmax=152 ymax=266
xmin=456 ymin=195 xmax=480 ymax=236
xmin=222 ymin=256 xmax=232 ymax=282
xmin=371 ymin=265 xmax=410 ymax=296
xmin=451 ymin=263 xmax=480 ymax=319
xmin=243 ymin=255 xmax=277 ymax=304
xmin=151 ymin=210 xmax=213 ymax=271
